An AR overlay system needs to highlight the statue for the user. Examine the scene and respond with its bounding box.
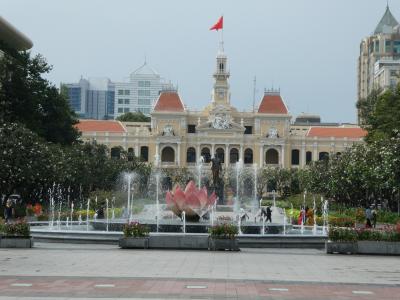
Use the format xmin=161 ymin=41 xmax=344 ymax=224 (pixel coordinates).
xmin=211 ymin=154 xmax=224 ymax=204
xmin=211 ymin=154 xmax=222 ymax=187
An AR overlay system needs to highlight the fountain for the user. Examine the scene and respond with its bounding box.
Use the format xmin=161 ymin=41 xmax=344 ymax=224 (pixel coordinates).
xmin=106 ymin=198 xmax=109 ymax=232
xmin=322 ymin=197 xmax=329 ymax=234
xmin=253 ymin=163 xmax=258 ymax=214
xmin=86 ymin=198 xmax=90 ymax=231
xmin=234 ymin=159 xmax=243 ymax=214
xmin=197 ymin=156 xmax=204 ymax=188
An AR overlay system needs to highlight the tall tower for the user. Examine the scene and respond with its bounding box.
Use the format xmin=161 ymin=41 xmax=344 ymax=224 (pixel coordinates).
xmin=357 ymin=5 xmax=400 ymax=123
xmin=212 ymin=48 xmax=231 ymax=106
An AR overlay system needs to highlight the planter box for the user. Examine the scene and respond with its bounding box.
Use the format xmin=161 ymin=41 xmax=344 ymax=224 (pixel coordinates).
xmin=0 ymin=237 xmax=34 ymax=248
xmin=326 ymin=241 xmax=357 ymax=254
xmin=119 ymin=237 xmax=149 ymax=249
xmin=209 ymin=238 xmax=239 ymax=251
xmin=149 ymin=234 xmax=209 ymax=249
xmin=357 ymin=241 xmax=400 ymax=255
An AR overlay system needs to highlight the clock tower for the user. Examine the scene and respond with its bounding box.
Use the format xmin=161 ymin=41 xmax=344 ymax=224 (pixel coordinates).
xmin=211 ymin=49 xmax=230 ymax=106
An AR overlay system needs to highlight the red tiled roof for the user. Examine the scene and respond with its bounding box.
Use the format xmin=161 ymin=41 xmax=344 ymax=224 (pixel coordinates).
xmin=75 ymin=120 xmax=126 ymax=133
xmin=258 ymin=93 xmax=288 ymax=114
xmin=154 ymin=91 xmax=185 ymax=112
xmin=307 ymin=127 xmax=367 ymax=138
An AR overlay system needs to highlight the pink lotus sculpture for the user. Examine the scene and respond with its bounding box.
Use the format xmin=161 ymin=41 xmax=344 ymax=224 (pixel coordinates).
xmin=166 ymin=180 xmax=217 ymax=222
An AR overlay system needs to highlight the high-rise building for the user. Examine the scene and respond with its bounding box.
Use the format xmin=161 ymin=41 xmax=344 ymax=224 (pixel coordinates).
xmin=114 ymin=62 xmax=163 ymax=118
xmin=63 ymin=77 xmax=115 ymax=119
xmin=358 ymin=5 xmax=400 ymax=122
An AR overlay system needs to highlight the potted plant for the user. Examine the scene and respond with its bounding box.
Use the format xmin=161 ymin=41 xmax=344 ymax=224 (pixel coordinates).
xmin=119 ymin=221 xmax=150 ymax=249
xmin=208 ymin=223 xmax=239 ymax=251
xmin=326 ymin=227 xmax=357 ymax=254
xmin=0 ymin=219 xmax=33 ymax=248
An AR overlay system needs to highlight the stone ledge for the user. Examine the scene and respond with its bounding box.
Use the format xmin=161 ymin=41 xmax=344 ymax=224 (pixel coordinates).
xmin=0 ymin=237 xmax=34 ymax=248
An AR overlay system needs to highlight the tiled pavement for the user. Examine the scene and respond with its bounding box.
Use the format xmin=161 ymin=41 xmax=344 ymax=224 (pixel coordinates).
xmin=0 ymin=243 xmax=399 ymax=299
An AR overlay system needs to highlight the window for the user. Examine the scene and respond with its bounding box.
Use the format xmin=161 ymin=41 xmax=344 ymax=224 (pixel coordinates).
xmin=244 ymin=126 xmax=252 ymax=134
xmin=140 ymin=146 xmax=148 ymax=162
xmin=319 ymin=152 xmax=329 ymax=161
xmin=390 ymin=70 xmax=398 ymax=76
xmin=127 ymin=148 xmax=135 ymax=161
xmin=265 ymin=149 xmax=279 ymax=164
xmin=161 ymin=147 xmax=175 ymax=162
xmin=186 ymin=147 xmax=196 ymax=163
xmin=118 ymin=99 xmax=124 ymax=104
xmin=111 ymin=147 xmax=121 ymax=159
xmin=118 ymin=108 xmax=123 ymax=113
xmin=124 ymin=99 xmax=130 ymax=104
xmin=118 ymin=90 xmax=124 ymax=95
xmin=187 ymin=125 xmax=196 ymax=133
xmin=216 ymin=148 xmax=225 ymax=163
xmin=124 ymin=90 xmax=130 ymax=95
xmin=385 ymin=40 xmax=392 ymax=53
xmin=244 ymin=149 xmax=253 ymax=164
xmin=138 ymin=81 xmax=151 ymax=87
xmin=306 ymin=151 xmax=312 ymax=164
xmin=138 ymin=98 xmax=150 ymax=105
xmin=229 ymin=148 xmax=239 ymax=164
xmin=219 ymin=63 xmax=224 ymax=72
xmin=291 ymin=149 xmax=300 ymax=165
xmin=201 ymin=147 xmax=211 ymax=163
xmin=393 ymin=41 xmax=400 ymax=54
xmin=138 ymin=90 xmax=151 ymax=96
xmin=374 ymin=40 xmax=379 ymax=52
xmin=138 ymin=107 xmax=150 ymax=114
xmin=124 ymin=108 xmax=130 ymax=113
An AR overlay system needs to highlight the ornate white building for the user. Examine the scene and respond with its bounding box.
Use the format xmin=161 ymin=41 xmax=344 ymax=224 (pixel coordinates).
xmin=77 ymin=44 xmax=366 ymax=169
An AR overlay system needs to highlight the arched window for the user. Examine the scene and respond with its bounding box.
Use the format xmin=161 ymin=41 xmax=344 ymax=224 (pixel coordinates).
xmin=127 ymin=147 xmax=134 ymax=161
xmin=161 ymin=146 xmax=175 ymax=162
xmin=265 ymin=149 xmax=279 ymax=164
xmin=244 ymin=148 xmax=253 ymax=164
xmin=306 ymin=151 xmax=312 ymax=164
xmin=186 ymin=147 xmax=196 ymax=163
xmin=111 ymin=147 xmax=121 ymax=159
xmin=291 ymin=149 xmax=300 ymax=165
xmin=216 ymin=147 xmax=225 ymax=163
xmin=201 ymin=147 xmax=211 ymax=163
xmin=230 ymin=148 xmax=239 ymax=163
xmin=140 ymin=146 xmax=148 ymax=162
xmin=319 ymin=152 xmax=329 ymax=161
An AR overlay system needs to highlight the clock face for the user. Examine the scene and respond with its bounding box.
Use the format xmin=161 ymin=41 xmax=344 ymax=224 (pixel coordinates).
xmin=269 ymin=127 xmax=278 ymax=138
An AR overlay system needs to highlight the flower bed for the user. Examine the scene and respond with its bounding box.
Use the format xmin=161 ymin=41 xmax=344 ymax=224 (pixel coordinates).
xmin=0 ymin=220 xmax=33 ymax=248
xmin=208 ymin=223 xmax=239 ymax=251
xmin=326 ymin=224 xmax=400 ymax=255
xmin=119 ymin=222 xmax=149 ymax=249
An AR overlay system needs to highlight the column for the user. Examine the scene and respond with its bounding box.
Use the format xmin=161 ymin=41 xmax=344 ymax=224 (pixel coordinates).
xmin=239 ymin=144 xmax=243 ymax=162
xmin=177 ymin=143 xmax=181 ymax=166
xmin=313 ymin=141 xmax=318 ymax=161
xmin=155 ymin=142 xmax=160 ymax=166
xmin=196 ymin=143 xmax=201 ymax=163
xmin=135 ymin=144 xmax=139 ymax=158
xmin=300 ymin=142 xmax=305 ymax=168
xmin=259 ymin=145 xmax=263 ymax=168
xmin=225 ymin=144 xmax=229 ymax=168
xmin=281 ymin=145 xmax=285 ymax=167
xmin=211 ymin=144 xmax=215 ymax=158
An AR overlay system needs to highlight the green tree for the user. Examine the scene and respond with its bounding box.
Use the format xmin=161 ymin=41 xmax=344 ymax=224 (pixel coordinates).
xmin=0 ymin=50 xmax=79 ymax=145
xmin=116 ymin=112 xmax=150 ymax=122
xmin=357 ymin=85 xmax=400 ymax=143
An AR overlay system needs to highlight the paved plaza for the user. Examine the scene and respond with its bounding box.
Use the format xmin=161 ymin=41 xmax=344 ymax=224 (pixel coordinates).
xmin=0 ymin=243 xmax=399 ymax=299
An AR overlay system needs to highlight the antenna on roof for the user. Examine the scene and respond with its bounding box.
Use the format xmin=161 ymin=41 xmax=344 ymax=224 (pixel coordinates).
xmin=144 ymin=54 xmax=147 ymax=65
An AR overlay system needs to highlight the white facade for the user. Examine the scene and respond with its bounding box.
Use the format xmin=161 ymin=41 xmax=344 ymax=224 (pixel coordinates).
xmin=114 ymin=63 xmax=162 ymax=118
xmin=374 ymin=59 xmax=400 ymax=90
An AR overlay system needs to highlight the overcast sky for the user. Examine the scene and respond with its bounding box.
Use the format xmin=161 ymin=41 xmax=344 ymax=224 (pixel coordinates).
xmin=3 ymin=0 xmax=399 ymax=123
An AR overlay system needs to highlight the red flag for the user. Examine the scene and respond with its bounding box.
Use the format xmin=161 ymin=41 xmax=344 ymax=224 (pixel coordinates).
xmin=210 ymin=16 xmax=223 ymax=31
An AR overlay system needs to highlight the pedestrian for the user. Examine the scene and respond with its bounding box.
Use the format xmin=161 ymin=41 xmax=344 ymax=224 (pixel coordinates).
xmin=4 ymin=198 xmax=14 ymax=223
xmin=371 ymin=206 xmax=377 ymax=228
xmin=266 ymin=207 xmax=272 ymax=223
xmin=365 ymin=206 xmax=372 ymax=228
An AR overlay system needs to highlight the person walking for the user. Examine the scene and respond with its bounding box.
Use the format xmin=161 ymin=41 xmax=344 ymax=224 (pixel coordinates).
xmin=365 ymin=206 xmax=372 ymax=228
xmin=4 ymin=199 xmax=14 ymax=223
xmin=266 ymin=207 xmax=272 ymax=223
